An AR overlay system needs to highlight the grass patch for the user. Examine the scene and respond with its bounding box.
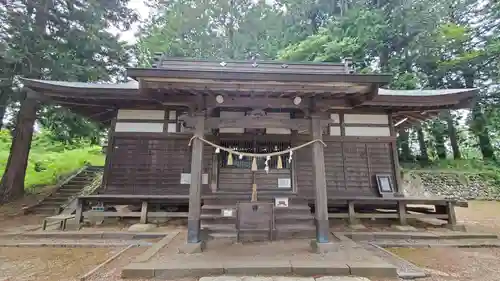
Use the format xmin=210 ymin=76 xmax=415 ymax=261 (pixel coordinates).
xmin=0 ymin=130 xmax=105 ymax=191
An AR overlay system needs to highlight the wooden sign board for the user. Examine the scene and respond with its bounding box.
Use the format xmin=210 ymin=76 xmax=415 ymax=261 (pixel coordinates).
xmin=375 ymin=173 xmax=395 ymax=198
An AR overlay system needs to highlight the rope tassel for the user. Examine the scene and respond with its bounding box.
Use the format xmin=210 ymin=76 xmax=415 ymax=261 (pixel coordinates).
xmin=277 ymin=155 xmax=283 ymax=169
xmin=251 ymin=157 xmax=258 ymax=171
xmin=251 ymin=183 xmax=257 ymax=202
xmin=227 ymin=152 xmax=233 ymax=166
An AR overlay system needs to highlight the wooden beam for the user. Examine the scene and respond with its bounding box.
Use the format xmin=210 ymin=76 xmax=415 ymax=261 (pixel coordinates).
xmin=187 ymin=113 xmax=205 ymax=244
xmin=310 ymin=114 xmax=329 ymax=243
xmin=179 ymin=115 xmax=334 ymax=132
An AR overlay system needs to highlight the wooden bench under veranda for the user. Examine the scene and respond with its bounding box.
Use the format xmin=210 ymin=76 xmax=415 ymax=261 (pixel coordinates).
xmin=74 ymin=194 xmax=465 ymax=227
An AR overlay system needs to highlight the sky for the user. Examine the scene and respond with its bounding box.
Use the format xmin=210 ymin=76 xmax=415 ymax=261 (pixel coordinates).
xmin=117 ymin=0 xmax=152 ymax=43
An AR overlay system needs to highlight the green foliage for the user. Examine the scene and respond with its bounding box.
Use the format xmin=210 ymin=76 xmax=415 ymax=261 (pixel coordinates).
xmin=403 ymin=158 xmax=500 ymax=190
xmin=0 ymin=130 xmax=104 ymax=191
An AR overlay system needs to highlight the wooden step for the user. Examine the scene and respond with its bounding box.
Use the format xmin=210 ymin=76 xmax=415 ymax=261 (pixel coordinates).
xmin=201 ymin=223 xmax=236 ymax=231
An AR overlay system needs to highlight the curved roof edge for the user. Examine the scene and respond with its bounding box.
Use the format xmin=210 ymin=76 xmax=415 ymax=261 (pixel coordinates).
xmin=21 ymin=78 xmax=139 ymax=91
xmin=378 ymin=88 xmax=479 ymax=97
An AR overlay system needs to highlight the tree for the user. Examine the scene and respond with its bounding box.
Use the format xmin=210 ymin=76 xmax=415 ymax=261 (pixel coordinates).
xmin=0 ymin=0 xmax=137 ymax=202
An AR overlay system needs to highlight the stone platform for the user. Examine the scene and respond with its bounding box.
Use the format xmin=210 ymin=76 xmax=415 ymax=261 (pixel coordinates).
xmin=121 ymin=233 xmax=397 ymax=279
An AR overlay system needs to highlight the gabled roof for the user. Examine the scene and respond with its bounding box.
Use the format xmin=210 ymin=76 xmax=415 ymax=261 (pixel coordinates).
xmin=20 ymin=61 xmax=479 ymax=127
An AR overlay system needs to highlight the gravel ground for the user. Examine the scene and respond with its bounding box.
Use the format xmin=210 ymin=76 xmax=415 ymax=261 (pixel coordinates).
xmin=455 ymin=201 xmax=500 ymax=234
xmin=386 ymin=247 xmax=500 ymax=281
xmin=1 ymin=200 xmax=500 ymax=281
xmin=0 ymin=247 xmax=118 ymax=281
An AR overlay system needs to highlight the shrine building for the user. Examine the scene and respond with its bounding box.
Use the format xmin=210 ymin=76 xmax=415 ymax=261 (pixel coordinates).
xmin=21 ymin=56 xmax=477 ymax=249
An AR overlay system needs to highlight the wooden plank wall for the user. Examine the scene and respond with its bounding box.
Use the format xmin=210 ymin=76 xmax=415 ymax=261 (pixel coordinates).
xmin=104 ymin=136 xmax=213 ymax=196
xmin=295 ymin=138 xmax=396 ymax=197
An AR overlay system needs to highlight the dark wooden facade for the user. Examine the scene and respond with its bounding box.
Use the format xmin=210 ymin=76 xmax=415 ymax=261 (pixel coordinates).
xmin=21 ymin=58 xmax=478 ymax=245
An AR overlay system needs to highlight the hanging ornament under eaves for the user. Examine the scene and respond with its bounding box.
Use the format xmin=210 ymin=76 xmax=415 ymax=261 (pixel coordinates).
xmin=277 ymin=155 xmax=283 ymax=169
xmin=251 ymin=157 xmax=258 ymax=171
xmin=264 ymin=155 xmax=270 ymax=174
xmin=227 ymin=152 xmax=233 ymax=166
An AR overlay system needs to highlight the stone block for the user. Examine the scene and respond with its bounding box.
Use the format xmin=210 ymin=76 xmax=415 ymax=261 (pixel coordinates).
xmin=348 ymin=262 xmax=398 ymax=278
xmin=445 ymin=224 xmax=467 ymax=231
xmin=272 ymin=277 xmax=315 ymax=281
xmin=224 ymin=260 xmax=291 ymax=275
xmin=154 ymin=262 xmax=224 ymax=279
xmin=391 ymin=225 xmax=418 ymax=232
xmin=309 ymin=240 xmax=339 ymax=253
xmin=349 ymin=224 xmax=366 ymax=230
xmin=291 ymin=259 xmax=350 ymax=276
xmin=316 ymin=277 xmax=371 ymax=281
xmin=128 ymin=223 xmax=156 ymax=232
xmin=242 ymin=277 xmax=274 ymax=281
xmin=178 ymin=241 xmax=205 ymax=254
xmin=200 ymin=276 xmax=243 ymax=281
xmin=121 ymin=263 xmax=155 ymax=279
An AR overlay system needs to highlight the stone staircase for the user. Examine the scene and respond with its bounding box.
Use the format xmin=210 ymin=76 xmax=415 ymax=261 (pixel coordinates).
xmin=30 ymin=166 xmax=103 ymax=215
xmin=201 ymin=196 xmax=315 ymax=240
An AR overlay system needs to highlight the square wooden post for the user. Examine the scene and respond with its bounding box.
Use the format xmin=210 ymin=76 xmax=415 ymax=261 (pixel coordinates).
xmin=311 ymin=114 xmax=329 ymax=243
xmin=140 ymin=201 xmax=148 ymax=224
xmin=187 ymin=113 xmax=205 ymax=244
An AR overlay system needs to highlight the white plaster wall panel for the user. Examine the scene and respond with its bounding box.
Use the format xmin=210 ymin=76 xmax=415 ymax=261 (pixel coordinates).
xmin=344 ymin=114 xmax=389 ymax=124
xmin=117 ymin=109 xmax=165 ymax=120
xmin=330 ymin=113 xmax=340 ymax=123
xmin=265 ymin=112 xmax=291 ymax=135
xmin=168 ymin=110 xmax=177 ymax=120
xmin=219 ymin=111 xmax=245 ymax=133
xmin=167 ymin=123 xmax=177 ymax=133
xmin=345 ymin=126 xmax=391 ymax=137
xmin=266 ymin=128 xmax=291 ymax=134
xmin=115 ymin=122 xmax=164 ymax=133
xmin=329 ymin=126 xmax=341 ymax=136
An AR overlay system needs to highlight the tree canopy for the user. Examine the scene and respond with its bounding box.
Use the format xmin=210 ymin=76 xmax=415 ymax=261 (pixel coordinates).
xmin=0 ymin=0 xmax=500 ymax=201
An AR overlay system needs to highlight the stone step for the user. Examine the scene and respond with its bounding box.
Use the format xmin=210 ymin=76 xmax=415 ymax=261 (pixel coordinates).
xmin=32 ymin=206 xmax=60 ymax=214
xmin=201 ymin=223 xmax=236 ymax=232
xmin=43 ymin=198 xmax=69 ymax=203
xmin=275 ymin=216 xmax=314 ymax=225
xmin=208 ymin=232 xmax=237 ymax=239
xmin=201 ymin=214 xmax=236 ymax=220
xmin=275 ymin=224 xmax=316 ymax=239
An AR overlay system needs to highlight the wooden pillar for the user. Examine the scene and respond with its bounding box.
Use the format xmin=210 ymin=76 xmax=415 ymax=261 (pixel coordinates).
xmin=446 ymin=201 xmax=457 ymax=226
xmin=311 ymin=114 xmax=329 ymax=243
xmin=187 ymin=113 xmax=205 ymax=243
xmin=140 ymin=201 xmax=148 ymax=224
xmin=75 ymin=197 xmax=83 ymax=224
xmin=398 ymin=201 xmax=407 ymax=225
xmin=388 ymin=113 xmax=403 ymax=193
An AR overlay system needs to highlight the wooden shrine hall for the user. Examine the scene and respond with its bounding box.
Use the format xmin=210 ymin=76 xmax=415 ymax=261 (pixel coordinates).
xmin=22 ymin=57 xmax=477 ymax=252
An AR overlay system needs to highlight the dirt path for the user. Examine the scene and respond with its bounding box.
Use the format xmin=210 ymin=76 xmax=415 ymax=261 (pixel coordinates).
xmin=456 ymin=201 xmax=500 ymax=234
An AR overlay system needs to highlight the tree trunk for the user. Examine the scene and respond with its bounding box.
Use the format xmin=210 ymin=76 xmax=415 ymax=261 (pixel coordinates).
xmin=464 ymin=72 xmax=495 ymax=161
xmin=471 ymin=102 xmax=496 ymax=160
xmin=398 ymin=128 xmax=412 ymax=162
xmin=0 ymin=95 xmax=39 ymax=202
xmin=431 ymin=120 xmax=447 ymax=160
xmin=0 ymin=89 xmax=10 ymax=131
xmin=416 ymin=125 xmax=429 ymax=163
xmin=445 ymin=110 xmax=461 ymax=159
